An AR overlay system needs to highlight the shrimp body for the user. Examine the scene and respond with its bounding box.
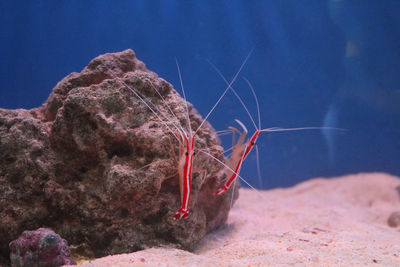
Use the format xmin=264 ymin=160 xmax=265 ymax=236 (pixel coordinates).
xmin=174 ymin=133 xmax=195 ymax=220
xmin=171 ymin=52 xmax=251 ymax=219
xmin=211 ymin=70 xmax=344 ymax=195
xmin=216 ymin=129 xmax=260 ymax=195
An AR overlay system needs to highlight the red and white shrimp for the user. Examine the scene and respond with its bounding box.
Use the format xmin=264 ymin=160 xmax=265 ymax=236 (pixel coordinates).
xmin=172 ymin=53 xmax=251 ymax=219
xmin=207 ymin=69 xmax=343 ymax=195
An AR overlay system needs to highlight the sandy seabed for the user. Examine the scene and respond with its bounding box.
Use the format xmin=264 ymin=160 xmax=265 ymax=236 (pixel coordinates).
xmin=65 ymin=173 xmax=400 ymax=266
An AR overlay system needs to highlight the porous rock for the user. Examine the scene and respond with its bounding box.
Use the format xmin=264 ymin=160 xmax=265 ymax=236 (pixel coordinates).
xmin=9 ymin=228 xmax=76 ymax=267
xmin=0 ymin=49 xmax=238 ymax=264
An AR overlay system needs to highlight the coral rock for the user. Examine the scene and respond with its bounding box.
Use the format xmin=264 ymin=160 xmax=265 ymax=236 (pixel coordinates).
xmin=9 ymin=228 xmax=76 ymax=267
xmin=0 ymin=49 xmax=237 ymax=264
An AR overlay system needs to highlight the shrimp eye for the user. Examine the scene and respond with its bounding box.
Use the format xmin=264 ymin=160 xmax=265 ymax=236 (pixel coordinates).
xmin=251 ymin=141 xmax=256 ymax=146
xmin=185 ymin=152 xmax=189 ymax=156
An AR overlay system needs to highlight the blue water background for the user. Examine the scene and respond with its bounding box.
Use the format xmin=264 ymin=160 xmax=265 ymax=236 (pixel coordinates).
xmin=1 ymin=1 xmax=399 ymax=189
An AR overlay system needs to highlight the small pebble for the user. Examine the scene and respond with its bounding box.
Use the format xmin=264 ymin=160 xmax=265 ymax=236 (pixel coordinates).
xmin=387 ymin=211 xmax=400 ymax=227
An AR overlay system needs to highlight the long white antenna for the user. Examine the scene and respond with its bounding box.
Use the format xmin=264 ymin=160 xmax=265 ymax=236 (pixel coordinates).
xmin=148 ymin=81 xmax=188 ymax=137
xmin=208 ymin=61 xmax=258 ymax=131
xmin=243 ymin=78 xmax=262 ymax=130
xmin=261 ymin=126 xmax=346 ymax=133
xmin=195 ymin=48 xmax=254 ymax=135
xmin=175 ymin=59 xmax=192 ymax=138
xmin=106 ymin=67 xmax=180 ymax=141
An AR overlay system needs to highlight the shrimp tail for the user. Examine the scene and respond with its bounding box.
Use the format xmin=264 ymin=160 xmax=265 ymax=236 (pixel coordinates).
xmin=173 ymin=208 xmax=189 ymax=220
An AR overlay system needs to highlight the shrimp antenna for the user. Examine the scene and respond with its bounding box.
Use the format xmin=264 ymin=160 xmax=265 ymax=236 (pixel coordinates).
xmin=260 ymin=126 xmax=346 ymax=133
xmin=207 ymin=60 xmax=258 ymax=132
xmin=195 ymin=48 xmax=254 ymax=136
xmin=175 ymin=59 xmax=192 ymax=138
xmin=106 ymin=67 xmax=181 ymax=141
xmin=243 ymin=78 xmax=262 ymax=130
xmin=148 ymin=81 xmax=188 ymax=137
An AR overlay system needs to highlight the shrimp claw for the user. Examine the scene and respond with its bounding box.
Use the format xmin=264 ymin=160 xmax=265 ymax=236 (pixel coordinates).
xmin=173 ymin=208 xmax=189 ymax=220
xmin=215 ymin=185 xmax=229 ymax=195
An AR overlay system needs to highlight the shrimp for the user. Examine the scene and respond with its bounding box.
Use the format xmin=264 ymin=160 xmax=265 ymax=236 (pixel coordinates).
xmin=215 ymin=119 xmax=248 ymax=194
xmin=210 ymin=73 xmax=343 ymax=195
xmin=173 ymin=129 xmax=194 ymax=220
xmin=172 ymin=53 xmax=251 ymax=219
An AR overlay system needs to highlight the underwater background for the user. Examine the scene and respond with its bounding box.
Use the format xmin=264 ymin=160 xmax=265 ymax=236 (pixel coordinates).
xmin=1 ymin=0 xmax=399 ymax=189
